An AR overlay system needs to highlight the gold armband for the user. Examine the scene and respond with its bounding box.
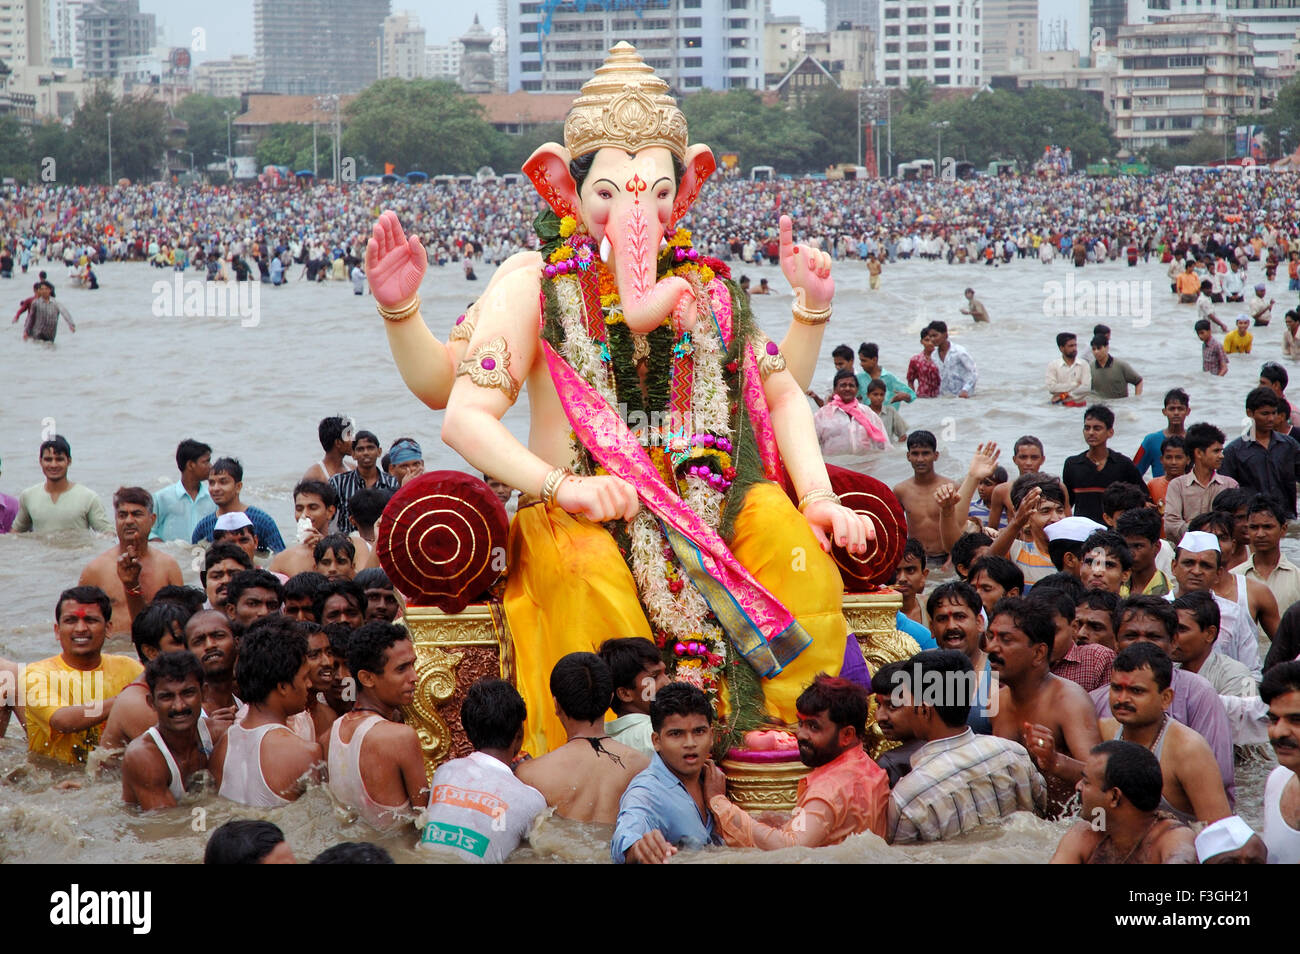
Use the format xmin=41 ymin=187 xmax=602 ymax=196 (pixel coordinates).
xmin=449 ymin=303 xmax=479 ymax=343
xmin=539 ymin=467 xmax=572 ymax=508
xmin=757 ymin=339 xmax=787 ymax=381
xmin=377 ymin=293 xmax=421 ymax=323
xmin=456 ymin=336 xmax=521 ymax=402
xmin=797 ymin=488 xmax=840 ymax=513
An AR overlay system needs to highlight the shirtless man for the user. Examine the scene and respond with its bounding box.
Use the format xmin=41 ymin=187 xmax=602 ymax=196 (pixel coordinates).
xmin=893 ymin=430 xmax=957 ymax=562
xmin=78 ymin=487 xmax=183 ymax=635
xmin=985 ymin=597 xmax=1102 ymax=812
xmin=210 ymin=615 xmax=322 ymax=807
xmin=1050 ymin=740 xmax=1197 ymax=864
xmin=515 ymin=653 xmax=649 ymax=824
xmin=986 ymin=436 xmax=1071 ymax=531
xmin=122 ymin=652 xmax=209 ymax=809
xmin=268 ymin=481 xmax=338 ymax=577
xmin=1098 ymin=642 xmax=1231 ymax=824
xmin=99 ymin=602 xmax=192 ymax=755
xmin=183 ymin=609 xmax=241 ymax=746
xmin=302 ymin=415 xmax=355 ymax=484
xmin=327 ymin=621 xmax=427 ymax=830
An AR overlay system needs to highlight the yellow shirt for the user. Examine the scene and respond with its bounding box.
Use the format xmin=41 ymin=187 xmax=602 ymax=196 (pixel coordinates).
xmin=1223 ymin=330 xmax=1253 ymax=354
xmin=24 ymin=654 xmax=143 ymax=764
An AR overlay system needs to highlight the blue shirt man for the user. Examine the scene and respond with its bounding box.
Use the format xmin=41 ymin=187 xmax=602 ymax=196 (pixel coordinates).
xmin=151 ymin=481 xmax=215 ymax=542
xmin=611 ymin=752 xmax=723 ymax=864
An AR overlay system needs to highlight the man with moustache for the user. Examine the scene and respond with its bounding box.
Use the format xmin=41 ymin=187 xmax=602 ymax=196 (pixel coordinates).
xmin=200 ymin=544 xmax=252 ymax=612
xmin=99 ymin=602 xmax=193 ymax=754
xmin=298 ymin=622 xmax=337 ymax=742
xmin=1261 ymin=661 xmax=1300 ymax=863
xmin=354 ymin=568 xmax=401 ymax=622
xmin=871 ymin=661 xmax=924 ymax=787
xmin=314 ymin=579 xmax=367 ymax=629
xmin=282 ymin=572 xmax=328 ymax=622
xmin=1098 ymin=642 xmax=1231 ymax=824
xmin=1170 ymin=528 xmax=1268 ymax=680
xmin=985 ymin=597 xmax=1102 ymax=812
xmin=121 ymin=652 xmax=209 ymax=809
xmin=926 ymin=581 xmax=995 ymax=733
xmin=211 ymin=512 xmax=259 ymax=561
xmin=707 ymin=675 xmax=890 ymax=848
xmin=79 ymin=487 xmax=184 ymax=635
xmin=327 ymin=621 xmax=427 ymax=831
xmin=183 ymin=609 xmax=241 ymax=747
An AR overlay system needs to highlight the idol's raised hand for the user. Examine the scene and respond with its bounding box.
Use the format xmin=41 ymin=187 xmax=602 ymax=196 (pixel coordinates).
xmin=366 ymin=211 xmax=426 ymax=309
xmin=802 ymin=499 xmax=875 ymax=555
xmin=779 ymin=214 xmax=834 ymax=311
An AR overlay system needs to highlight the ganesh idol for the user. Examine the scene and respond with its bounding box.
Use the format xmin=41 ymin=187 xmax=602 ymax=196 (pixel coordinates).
xmin=365 ymin=42 xmax=875 ymax=756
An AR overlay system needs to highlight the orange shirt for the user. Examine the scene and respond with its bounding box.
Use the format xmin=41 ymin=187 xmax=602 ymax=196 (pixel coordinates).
xmin=1176 ymin=272 xmax=1201 ymax=296
xmin=710 ymin=745 xmax=888 ymax=849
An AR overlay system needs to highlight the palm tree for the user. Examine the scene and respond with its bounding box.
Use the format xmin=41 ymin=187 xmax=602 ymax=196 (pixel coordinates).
xmin=904 ymin=77 xmax=931 ymax=115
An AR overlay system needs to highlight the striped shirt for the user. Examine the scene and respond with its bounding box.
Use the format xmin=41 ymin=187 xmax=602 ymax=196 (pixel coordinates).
xmin=329 ymin=469 xmax=399 ymax=533
xmin=888 ymin=728 xmax=1046 ymax=844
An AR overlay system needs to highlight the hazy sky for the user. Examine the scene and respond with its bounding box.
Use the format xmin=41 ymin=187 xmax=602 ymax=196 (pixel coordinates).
xmin=145 ymin=0 xmax=1085 ymax=62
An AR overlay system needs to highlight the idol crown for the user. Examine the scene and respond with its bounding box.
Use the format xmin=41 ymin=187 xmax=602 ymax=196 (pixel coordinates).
xmin=563 ymin=41 xmax=688 ymax=160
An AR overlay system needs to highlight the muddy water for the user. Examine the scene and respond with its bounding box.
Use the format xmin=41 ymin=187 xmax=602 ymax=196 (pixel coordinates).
xmin=0 ymin=252 xmax=1283 ymax=862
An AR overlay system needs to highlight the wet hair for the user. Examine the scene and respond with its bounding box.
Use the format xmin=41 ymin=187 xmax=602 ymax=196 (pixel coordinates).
xmin=210 ymin=457 xmax=243 ymax=482
xmin=1084 ymin=404 xmax=1115 ymax=429
xmin=353 ymin=567 xmax=393 ymax=591
xmin=318 ymin=416 xmax=350 ymax=452
xmin=151 ymin=585 xmax=207 ymax=615
xmin=549 ymin=652 xmax=614 ymax=723
xmin=55 ymin=585 xmax=112 ymax=623
xmin=461 ymin=678 xmax=528 ymax=751
xmin=112 ymin=486 xmax=154 ymax=514
xmin=1025 ymin=586 xmax=1076 ymax=627
xmin=870 ymin=659 xmax=908 ymax=696
xmin=1246 ymin=493 xmax=1289 ymax=527
xmin=348 ymin=487 xmax=392 ymax=527
xmin=236 ymin=615 xmax=309 ymax=704
xmin=313 ymin=533 xmax=356 ymax=565
xmin=950 ymin=532 xmax=990 ymax=578
xmin=649 ymin=680 xmax=714 ymax=733
xmin=1261 ymin=660 xmax=1300 ymax=704
xmin=598 ymin=637 xmax=662 ymax=708
xmin=1260 ymin=362 xmax=1289 ymax=389
xmin=352 ymin=429 xmax=380 ymax=450
xmin=1159 ymin=435 xmax=1186 ymax=457
xmin=176 ymin=438 xmax=211 ymax=472
xmin=225 ymin=569 xmax=284 ymax=609
xmin=795 ymin=674 xmax=870 ymax=738
xmin=1013 ymin=435 xmax=1044 ymax=456
xmin=1080 ymin=529 xmax=1134 ymax=572
xmin=831 ymin=344 xmax=854 ymax=363
xmin=1089 ymin=335 xmax=1107 ymax=350
xmin=1118 ymin=595 xmax=1178 ymax=641
xmin=1116 ymin=507 xmax=1162 ymax=544
xmin=1210 ymin=487 xmax=1251 ymax=516
xmin=1113 ymin=640 xmax=1173 ymax=692
xmin=310 ymin=842 xmax=394 ymax=864
xmin=926 ymin=579 xmax=983 ymax=620
xmin=866 ymin=377 xmax=887 ymax=395
xmin=204 ymin=820 xmax=289 ymax=864
xmin=312 ymin=578 xmax=367 ymax=622
xmin=927 ymin=320 xmax=949 ymax=335
xmin=1093 ymin=324 xmax=1110 ymax=341
xmin=858 ymin=341 xmax=879 ymax=359
xmin=1056 ymin=332 xmax=1076 ymax=347
xmin=1194 ymin=318 xmax=1211 ymax=334
xmin=294 ymin=479 xmax=337 ymax=510
xmin=900 ymin=537 xmax=927 ymax=567
xmin=1172 ymin=589 xmax=1219 ymax=637
xmin=986 ymin=465 xmax=1008 ymax=485
xmin=1031 ymin=572 xmax=1088 ymax=603
xmin=283 ymin=571 xmax=329 ymax=607
xmin=1102 ymin=481 xmax=1148 ymax=517
xmin=569 ymin=150 xmax=685 ymax=196
xmin=39 ymin=434 xmax=72 ymax=459
xmin=322 ymin=622 xmax=354 ymax=662
xmin=1009 ymin=471 xmax=1064 ymax=508
xmin=346 ymin=620 xmax=409 ymax=682
xmin=1245 ymin=386 xmax=1282 ymax=413
xmin=968 ymin=555 xmax=1024 ymax=595
xmin=989 ymin=596 xmax=1056 ymax=653
xmin=1092 ymin=740 xmax=1163 ymax=813
xmin=905 ymin=429 xmax=937 ymax=451
xmin=1163 ymin=388 xmax=1189 ymax=409
xmin=1078 ymin=589 xmax=1121 ymax=629
xmin=894 ymin=649 xmax=974 ymax=727
xmin=130 ymin=601 xmax=194 ymax=663
xmin=145 ymin=650 xmax=205 ymax=694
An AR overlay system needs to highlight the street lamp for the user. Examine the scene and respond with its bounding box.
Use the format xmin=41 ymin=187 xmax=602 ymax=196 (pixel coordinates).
xmin=224 ymin=110 xmax=233 ymax=160
xmin=106 ymin=110 xmax=112 ymax=185
xmin=180 ymin=150 xmax=195 ymax=173
xmin=931 ymin=119 xmax=950 ymax=170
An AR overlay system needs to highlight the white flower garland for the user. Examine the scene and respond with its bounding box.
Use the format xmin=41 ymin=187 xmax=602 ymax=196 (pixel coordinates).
xmin=554 ymin=274 xmax=619 ymax=409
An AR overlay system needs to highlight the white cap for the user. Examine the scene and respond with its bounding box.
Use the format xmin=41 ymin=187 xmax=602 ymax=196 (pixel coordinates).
xmin=214 ymin=511 xmax=253 ymax=532
xmin=1194 ymin=815 xmax=1257 ymax=863
xmin=1043 ymin=516 xmax=1106 ymax=544
xmin=1177 ymin=530 xmax=1220 ymax=554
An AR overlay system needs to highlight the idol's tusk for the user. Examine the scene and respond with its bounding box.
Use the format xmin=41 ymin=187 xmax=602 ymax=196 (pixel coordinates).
xmin=600 ymin=235 xmax=612 ymax=263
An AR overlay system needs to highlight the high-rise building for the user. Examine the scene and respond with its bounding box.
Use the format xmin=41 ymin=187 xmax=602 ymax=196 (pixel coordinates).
xmin=1088 ymin=0 xmax=1127 ymax=50
xmin=194 ymin=54 xmax=257 ymax=98
xmin=427 ymin=40 xmax=463 ymax=80
xmin=982 ymin=0 xmax=1036 ymax=77
xmin=0 ymin=0 xmax=48 ymax=69
xmin=49 ymin=0 xmax=86 ymax=64
xmin=506 ymin=0 xmax=764 ymax=93
xmin=824 ymin=0 xmax=878 ymax=31
xmin=78 ymin=0 xmax=153 ymax=79
xmin=382 ymin=10 xmax=426 ymax=79
xmin=879 ymin=0 xmax=982 ymax=87
xmin=254 ymin=0 xmax=390 ymax=95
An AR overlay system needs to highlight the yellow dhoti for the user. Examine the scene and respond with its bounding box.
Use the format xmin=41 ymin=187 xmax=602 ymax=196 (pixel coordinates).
xmin=503 ymin=482 xmax=849 ymax=756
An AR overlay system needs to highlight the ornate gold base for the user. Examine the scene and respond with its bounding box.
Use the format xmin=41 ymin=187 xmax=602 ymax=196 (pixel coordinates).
xmin=843 ymin=590 xmax=921 ymax=761
xmin=720 ymin=756 xmax=810 ymax=815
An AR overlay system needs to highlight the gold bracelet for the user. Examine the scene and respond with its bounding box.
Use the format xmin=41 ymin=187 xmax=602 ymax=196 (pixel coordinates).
xmin=377 ymin=293 xmax=421 ymax=323
xmin=797 ymin=488 xmax=840 ymax=513
xmin=540 ymin=467 xmax=572 ymax=508
xmin=791 ymin=300 xmax=832 ymax=325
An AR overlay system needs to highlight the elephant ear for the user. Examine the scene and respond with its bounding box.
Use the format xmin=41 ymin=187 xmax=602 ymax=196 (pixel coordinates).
xmin=672 ymin=144 xmax=717 ymax=228
xmin=523 ymin=143 xmax=578 ymax=219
